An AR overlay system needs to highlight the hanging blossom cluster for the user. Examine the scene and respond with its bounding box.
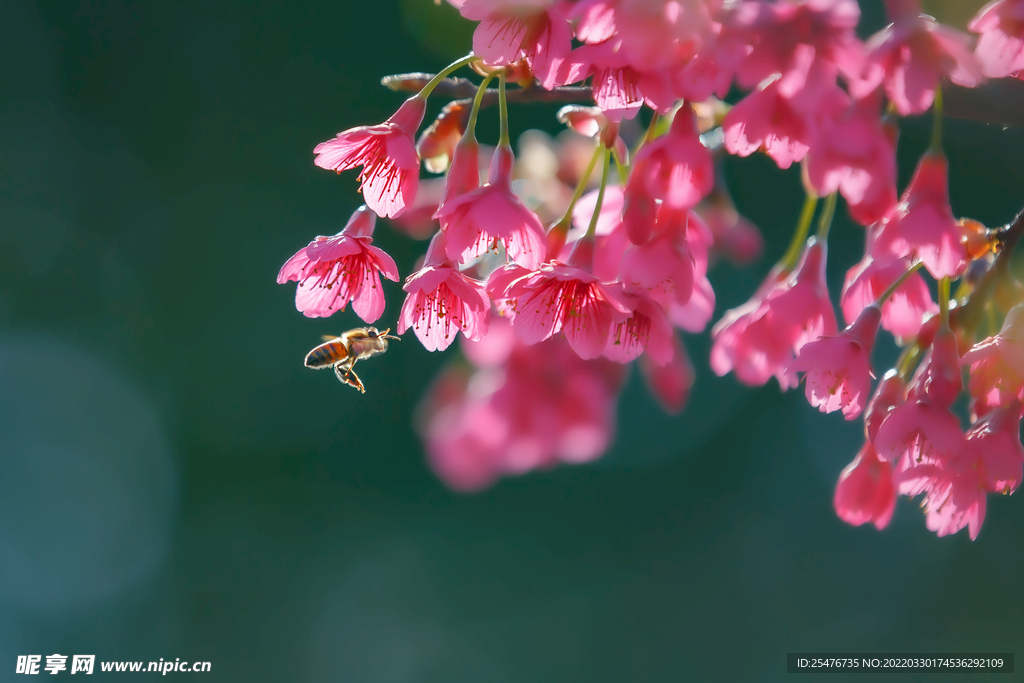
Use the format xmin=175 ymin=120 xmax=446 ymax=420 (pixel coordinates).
xmin=277 ymin=0 xmax=1024 ymax=539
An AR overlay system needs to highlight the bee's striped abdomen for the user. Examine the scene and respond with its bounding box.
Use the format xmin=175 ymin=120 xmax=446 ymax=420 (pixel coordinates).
xmin=304 ymin=339 xmax=348 ymax=368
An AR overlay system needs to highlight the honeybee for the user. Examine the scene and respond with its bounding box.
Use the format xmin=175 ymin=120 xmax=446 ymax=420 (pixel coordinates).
xmin=304 ymin=327 xmax=400 ymax=394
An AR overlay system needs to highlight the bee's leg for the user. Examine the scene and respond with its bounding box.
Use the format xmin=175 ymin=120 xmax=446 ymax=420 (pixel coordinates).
xmin=346 ymin=368 xmax=366 ymax=394
xmin=333 ymin=364 xmax=365 ymax=394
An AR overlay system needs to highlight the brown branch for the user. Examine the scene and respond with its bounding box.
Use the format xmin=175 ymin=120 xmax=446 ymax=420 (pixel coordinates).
xmin=386 ymin=73 xmax=1024 ymax=128
xmin=944 ymin=79 xmax=1024 ymax=129
xmin=382 ymin=72 xmax=594 ymax=105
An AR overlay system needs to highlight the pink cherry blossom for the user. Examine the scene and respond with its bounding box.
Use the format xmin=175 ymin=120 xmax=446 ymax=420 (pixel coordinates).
xmin=398 ymin=233 xmax=491 ymax=352
xmin=603 ymin=293 xmax=675 ymax=365
xmin=963 ymin=401 xmax=1024 ymax=495
xmin=805 ymin=92 xmax=898 ymax=226
xmin=711 ymin=241 xmax=838 ymax=389
xmin=460 ymin=0 xmax=573 ymax=89
xmin=724 ymin=59 xmax=846 ymax=170
xmin=497 ymin=237 xmax=631 ymax=359
xmin=277 ymin=205 xmax=400 ymax=322
xmin=314 ymin=96 xmax=425 ymax=219
xmin=572 ymin=0 xmax=715 ymax=74
xmin=874 ymin=333 xmax=965 ymax=465
xmin=841 ymin=250 xmax=937 ymax=339
xmin=790 ymin=304 xmax=881 ymax=420
xmin=970 ymin=0 xmax=1024 ymax=79
xmin=962 ymin=304 xmax=1024 ymax=415
xmin=872 ymin=151 xmax=968 ymax=280
xmin=834 ymin=443 xmax=897 ymax=530
xmin=640 ymin=334 xmax=695 ymax=414
xmin=437 ymin=144 xmax=547 ymax=269
xmin=553 ymin=39 xmax=664 ymax=120
xmin=853 ymin=13 xmax=984 ymax=116
xmin=896 ymin=402 xmax=1023 ymax=539
xmin=874 ymin=399 xmax=964 ymax=465
xmin=730 ymin=0 xmax=864 ymax=88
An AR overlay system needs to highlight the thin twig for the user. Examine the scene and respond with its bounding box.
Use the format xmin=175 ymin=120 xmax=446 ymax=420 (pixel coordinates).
xmin=386 ymin=73 xmax=1024 ymax=129
xmin=382 ymin=73 xmax=593 ymax=105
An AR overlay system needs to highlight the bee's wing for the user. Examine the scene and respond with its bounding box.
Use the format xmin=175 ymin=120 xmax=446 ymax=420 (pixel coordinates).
xmin=321 ymin=334 xmax=340 ymax=342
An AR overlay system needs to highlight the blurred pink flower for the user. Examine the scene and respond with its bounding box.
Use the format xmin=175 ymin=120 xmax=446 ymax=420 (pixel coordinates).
xmin=962 ymin=304 xmax=1024 ymax=415
xmin=724 ymin=78 xmax=811 ymax=170
xmin=640 ymin=334 xmax=695 ymax=414
xmin=419 ymin=317 xmax=625 ymax=490
xmin=711 ymin=241 xmax=837 ymax=389
xmin=963 ymin=401 xmax=1024 ymax=495
xmin=314 ymin=96 xmax=425 ymax=218
xmin=853 ymin=13 xmax=984 ymax=116
xmin=874 ymin=399 xmax=964 ymax=466
xmin=896 ymin=402 xmax=1023 ymax=539
xmin=670 ymin=272 xmax=716 ymax=333
xmin=398 ymin=232 xmax=491 ymax=352
xmin=724 ymin=56 xmax=846 ymax=170
xmin=695 ymin=196 xmax=764 ymax=266
xmin=834 ymin=443 xmax=897 ymax=530
xmin=805 ymin=92 xmax=897 ymax=226
xmin=790 ymin=304 xmax=881 ymax=419
xmin=731 ymin=0 xmax=864 ymax=88
xmin=438 ymin=144 xmax=547 ymax=269
xmin=277 ymin=206 xmax=399 ymax=322
xmin=572 ymin=0 xmax=714 ymax=74
xmin=970 ymin=0 xmax=1024 ymax=79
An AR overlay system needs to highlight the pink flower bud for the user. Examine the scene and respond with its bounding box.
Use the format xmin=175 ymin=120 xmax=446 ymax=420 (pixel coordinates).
xmin=834 ymin=443 xmax=897 ymax=530
xmin=919 ymin=326 xmax=963 ymax=409
xmin=865 ymin=372 xmax=907 ymax=443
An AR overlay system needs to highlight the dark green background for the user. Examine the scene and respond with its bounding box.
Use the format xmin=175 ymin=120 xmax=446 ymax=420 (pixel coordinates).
xmin=1 ymin=0 xmax=1022 ymax=680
